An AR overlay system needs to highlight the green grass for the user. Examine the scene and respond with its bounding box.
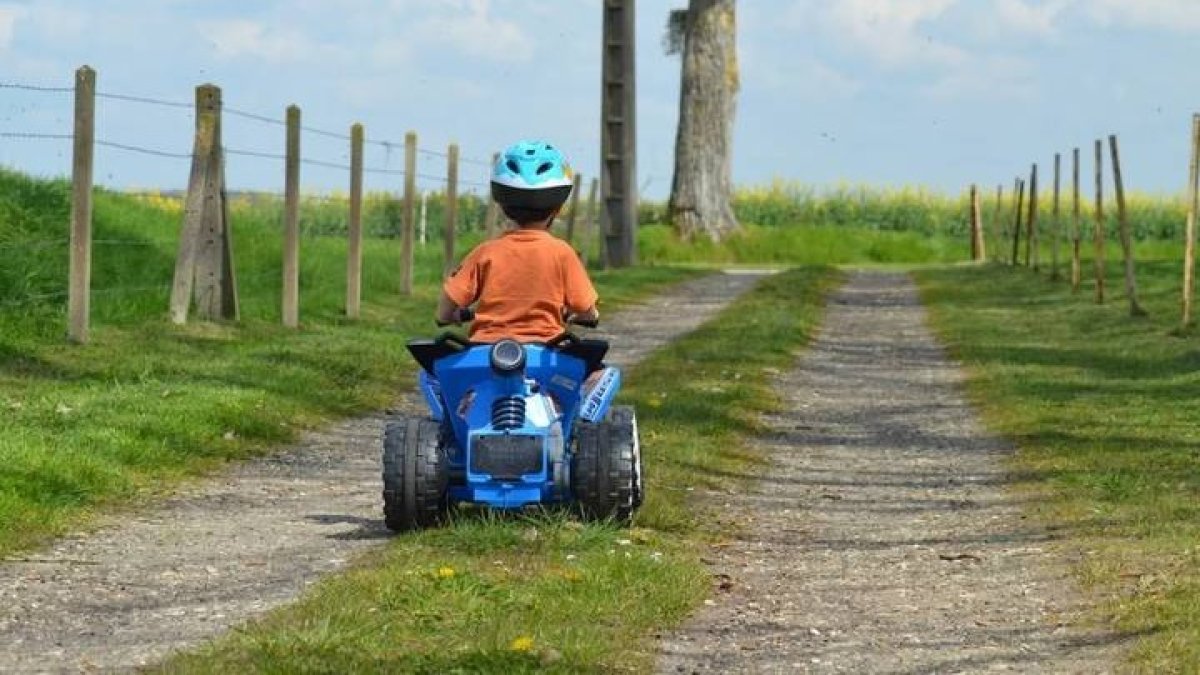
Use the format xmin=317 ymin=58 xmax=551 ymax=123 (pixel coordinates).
xmin=638 ymin=222 xmax=965 ymax=265
xmin=155 ymin=267 xmax=838 ymax=674
xmin=916 ymin=259 xmax=1200 ymax=673
xmin=0 ymin=169 xmax=699 ymax=555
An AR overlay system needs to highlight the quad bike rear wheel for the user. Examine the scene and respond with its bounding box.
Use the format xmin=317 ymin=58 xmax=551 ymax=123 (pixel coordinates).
xmin=572 ymin=405 xmax=642 ymax=524
xmin=382 ymin=416 xmax=449 ymax=531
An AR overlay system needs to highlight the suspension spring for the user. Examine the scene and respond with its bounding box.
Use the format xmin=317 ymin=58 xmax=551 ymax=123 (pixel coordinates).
xmin=491 ymin=395 xmax=526 ymax=431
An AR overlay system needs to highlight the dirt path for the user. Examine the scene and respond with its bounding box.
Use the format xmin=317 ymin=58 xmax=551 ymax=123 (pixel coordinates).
xmin=0 ymin=271 xmax=766 ymax=674
xmin=657 ymin=272 xmax=1127 ymax=674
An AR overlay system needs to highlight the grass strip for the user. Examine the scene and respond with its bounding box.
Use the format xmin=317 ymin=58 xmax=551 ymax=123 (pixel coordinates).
xmin=156 ymin=266 xmax=838 ymax=674
xmin=916 ymin=260 xmax=1200 ymax=673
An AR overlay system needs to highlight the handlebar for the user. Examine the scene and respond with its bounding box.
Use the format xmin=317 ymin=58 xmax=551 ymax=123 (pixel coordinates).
xmin=568 ymin=316 xmax=599 ymax=328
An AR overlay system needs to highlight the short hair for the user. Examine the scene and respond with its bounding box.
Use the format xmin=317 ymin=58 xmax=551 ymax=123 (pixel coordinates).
xmin=501 ymin=204 xmax=558 ymax=225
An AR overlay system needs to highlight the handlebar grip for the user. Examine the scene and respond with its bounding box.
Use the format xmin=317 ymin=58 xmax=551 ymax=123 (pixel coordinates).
xmin=570 ymin=317 xmax=599 ymax=328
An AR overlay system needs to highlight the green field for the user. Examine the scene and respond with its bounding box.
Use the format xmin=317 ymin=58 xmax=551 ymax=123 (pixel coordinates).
xmin=918 ymin=259 xmax=1200 ymax=672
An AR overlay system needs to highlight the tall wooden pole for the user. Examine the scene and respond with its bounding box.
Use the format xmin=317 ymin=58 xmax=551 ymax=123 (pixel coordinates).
xmin=346 ymin=123 xmax=364 ymax=319
xmin=1184 ymin=116 xmax=1200 ymax=330
xmin=68 ymin=66 xmax=95 ymax=344
xmin=444 ymin=143 xmax=460 ymax=277
xmin=1109 ymin=134 xmax=1145 ymax=316
xmin=401 ymin=131 xmax=417 ymax=295
xmin=601 ymin=0 xmax=638 ymax=267
xmin=1051 ymin=152 xmax=1062 ymax=280
xmin=1094 ymin=139 xmax=1106 ymax=304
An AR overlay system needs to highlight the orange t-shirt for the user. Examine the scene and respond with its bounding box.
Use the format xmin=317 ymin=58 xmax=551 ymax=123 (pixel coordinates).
xmin=443 ymin=228 xmax=598 ymax=342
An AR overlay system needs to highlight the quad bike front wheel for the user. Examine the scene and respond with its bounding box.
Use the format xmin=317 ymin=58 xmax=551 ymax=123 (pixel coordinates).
xmin=572 ymin=405 xmax=642 ymax=524
xmin=382 ymin=416 xmax=449 ymax=531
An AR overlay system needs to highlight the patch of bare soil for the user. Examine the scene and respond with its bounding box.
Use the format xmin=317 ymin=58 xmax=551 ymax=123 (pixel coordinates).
xmin=657 ymin=271 xmax=1128 ymax=674
xmin=0 ymin=271 xmax=765 ymax=673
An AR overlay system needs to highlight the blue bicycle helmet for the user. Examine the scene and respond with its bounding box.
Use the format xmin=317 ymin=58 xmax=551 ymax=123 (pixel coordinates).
xmin=490 ymin=140 xmax=574 ymax=211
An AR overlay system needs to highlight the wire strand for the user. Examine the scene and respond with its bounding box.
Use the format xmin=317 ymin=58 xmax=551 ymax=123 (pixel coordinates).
xmin=97 ymin=91 xmax=191 ymax=109
xmin=97 ymin=139 xmax=192 ymax=160
xmin=0 ymin=131 xmax=73 ymax=141
xmin=0 ymin=81 xmax=72 ymax=93
xmin=226 ymin=147 xmax=284 ymax=161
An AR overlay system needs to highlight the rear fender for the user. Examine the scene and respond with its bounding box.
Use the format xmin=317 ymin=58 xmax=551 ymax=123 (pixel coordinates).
xmin=579 ymin=366 xmax=622 ymax=423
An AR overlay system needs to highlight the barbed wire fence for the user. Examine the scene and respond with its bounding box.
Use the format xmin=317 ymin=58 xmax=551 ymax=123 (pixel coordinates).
xmin=1 ymin=66 xmax=599 ymax=343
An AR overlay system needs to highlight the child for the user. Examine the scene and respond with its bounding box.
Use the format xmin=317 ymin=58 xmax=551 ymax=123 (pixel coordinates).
xmin=438 ymin=140 xmax=599 ymax=342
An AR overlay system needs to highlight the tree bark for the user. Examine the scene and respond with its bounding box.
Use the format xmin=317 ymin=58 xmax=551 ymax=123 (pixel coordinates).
xmin=668 ymin=0 xmax=739 ymax=242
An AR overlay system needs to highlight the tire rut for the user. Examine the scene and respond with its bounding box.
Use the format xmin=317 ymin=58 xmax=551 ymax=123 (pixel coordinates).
xmin=656 ymin=271 xmax=1128 ymax=674
xmin=0 ymin=271 xmax=766 ymax=674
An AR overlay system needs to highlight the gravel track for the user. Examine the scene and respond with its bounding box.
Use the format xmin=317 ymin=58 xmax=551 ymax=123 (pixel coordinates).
xmin=657 ymin=271 xmax=1128 ymax=674
xmin=0 ymin=271 xmax=765 ymax=674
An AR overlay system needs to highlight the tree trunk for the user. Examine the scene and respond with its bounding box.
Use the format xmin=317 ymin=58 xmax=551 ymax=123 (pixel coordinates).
xmin=668 ymin=0 xmax=739 ymax=242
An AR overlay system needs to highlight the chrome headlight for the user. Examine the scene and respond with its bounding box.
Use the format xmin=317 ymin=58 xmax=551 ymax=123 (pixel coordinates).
xmin=489 ymin=339 xmax=526 ymax=373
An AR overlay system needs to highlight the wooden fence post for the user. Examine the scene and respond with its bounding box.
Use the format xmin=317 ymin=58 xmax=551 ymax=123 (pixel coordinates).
xmin=564 ymin=173 xmax=584 ymax=246
xmin=1026 ymin=163 xmax=1038 ymax=269
xmin=587 ymin=177 xmax=600 ymax=266
xmin=1080 ymin=144 xmax=1089 ymax=291
xmin=281 ymin=105 xmax=301 ymax=327
xmin=1109 ymin=134 xmax=1146 ymax=316
xmin=1094 ymin=139 xmax=1106 ymax=304
xmin=193 ymin=87 xmax=235 ymax=322
xmin=991 ymin=183 xmax=1004 ymax=261
xmin=969 ymin=184 xmax=984 ymax=261
xmin=346 ymin=123 xmax=364 ymax=319
xmin=1051 ymin=152 xmax=1061 ymax=280
xmin=1011 ymin=177 xmax=1024 ymax=266
xmin=171 ymin=84 xmax=228 ymax=325
xmin=484 ymin=151 xmax=500 ymax=238
xmin=444 ymin=143 xmax=459 ymax=277
xmin=399 ymin=131 xmax=417 ymax=295
xmin=68 ymin=65 xmax=95 ymax=344
xmin=219 ymin=168 xmax=238 ymax=320
xmin=1184 ymin=115 xmax=1200 ymax=330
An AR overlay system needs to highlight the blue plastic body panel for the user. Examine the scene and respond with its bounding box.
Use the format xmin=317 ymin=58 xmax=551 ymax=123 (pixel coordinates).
xmin=418 ymin=369 xmax=445 ymax=422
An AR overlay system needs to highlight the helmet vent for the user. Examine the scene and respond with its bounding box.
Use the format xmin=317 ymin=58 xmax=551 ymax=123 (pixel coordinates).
xmin=536 ymin=162 xmax=553 ymax=175
xmin=525 ymin=148 xmax=536 ymax=155
xmin=506 ymin=159 xmax=520 ymax=174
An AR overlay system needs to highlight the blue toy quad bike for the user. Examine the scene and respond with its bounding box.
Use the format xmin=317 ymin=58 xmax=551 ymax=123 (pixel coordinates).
xmin=382 ymin=320 xmax=643 ymax=531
